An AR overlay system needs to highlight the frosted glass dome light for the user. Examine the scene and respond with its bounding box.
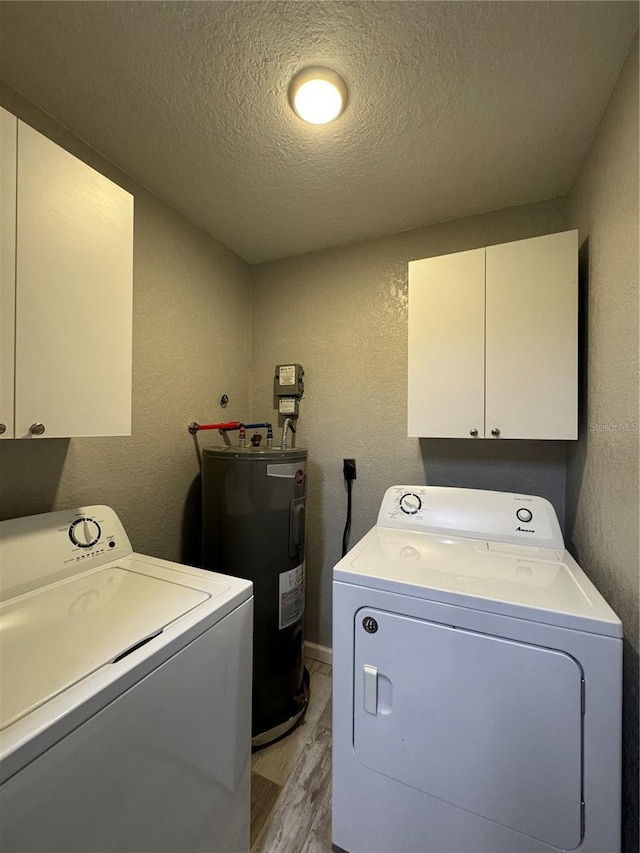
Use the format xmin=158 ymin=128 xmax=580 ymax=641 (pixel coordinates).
xmin=289 ymin=67 xmax=347 ymax=125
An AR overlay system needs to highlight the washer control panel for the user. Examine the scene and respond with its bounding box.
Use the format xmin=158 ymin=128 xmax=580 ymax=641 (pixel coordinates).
xmin=0 ymin=505 xmax=133 ymax=600
xmin=378 ymin=486 xmax=564 ymax=550
xmin=63 ymin=509 xmax=124 ymax=565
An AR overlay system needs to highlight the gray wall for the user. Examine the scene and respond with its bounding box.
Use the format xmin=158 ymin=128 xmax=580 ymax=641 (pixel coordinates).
xmin=249 ymin=198 xmax=568 ymax=648
xmin=2 ymin=41 xmax=637 ymax=849
xmin=0 ymin=84 xmax=252 ymax=564
xmin=565 ymin=33 xmax=639 ymax=853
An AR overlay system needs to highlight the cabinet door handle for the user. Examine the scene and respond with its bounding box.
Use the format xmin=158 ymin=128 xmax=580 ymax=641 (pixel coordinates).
xmin=491 ymin=427 xmax=501 ymax=437
xmin=0 ymin=424 xmax=6 ymax=435
xmin=469 ymin=428 xmax=478 ymax=437
xmin=29 ymin=423 xmax=46 ymax=436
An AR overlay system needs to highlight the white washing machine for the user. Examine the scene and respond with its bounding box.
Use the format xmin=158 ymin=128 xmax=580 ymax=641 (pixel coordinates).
xmin=0 ymin=505 xmax=253 ymax=853
xmin=333 ymin=486 xmax=622 ymax=853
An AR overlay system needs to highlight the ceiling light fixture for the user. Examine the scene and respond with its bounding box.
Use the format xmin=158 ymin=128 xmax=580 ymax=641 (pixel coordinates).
xmin=289 ymin=66 xmax=347 ymax=125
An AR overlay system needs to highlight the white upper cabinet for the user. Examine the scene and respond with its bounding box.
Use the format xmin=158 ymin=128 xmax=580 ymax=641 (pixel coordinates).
xmin=408 ymin=231 xmax=578 ymax=440
xmin=0 ymin=108 xmax=17 ymax=440
xmin=0 ymin=107 xmax=133 ymax=439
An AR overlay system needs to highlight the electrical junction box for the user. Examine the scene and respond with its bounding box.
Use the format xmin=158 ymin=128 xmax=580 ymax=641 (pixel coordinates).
xmin=275 ymin=364 xmax=304 ymax=398
xmin=278 ymin=398 xmax=300 ymax=416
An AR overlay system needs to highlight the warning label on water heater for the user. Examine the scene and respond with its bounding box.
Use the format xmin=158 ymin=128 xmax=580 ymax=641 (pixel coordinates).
xmin=279 ymin=562 xmax=305 ymax=630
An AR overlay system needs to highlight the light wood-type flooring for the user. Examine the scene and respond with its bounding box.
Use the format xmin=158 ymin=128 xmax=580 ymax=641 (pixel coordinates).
xmin=250 ymin=659 xmax=333 ymax=852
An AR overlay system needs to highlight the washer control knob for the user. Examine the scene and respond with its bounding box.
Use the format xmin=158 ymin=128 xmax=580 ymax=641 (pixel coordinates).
xmin=69 ymin=517 xmax=101 ymax=548
xmin=516 ymin=507 xmax=533 ymax=523
xmin=399 ymin=492 xmax=422 ymax=515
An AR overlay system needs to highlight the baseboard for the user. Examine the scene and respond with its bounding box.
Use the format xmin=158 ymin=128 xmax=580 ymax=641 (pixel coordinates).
xmin=304 ymin=641 xmax=333 ymax=665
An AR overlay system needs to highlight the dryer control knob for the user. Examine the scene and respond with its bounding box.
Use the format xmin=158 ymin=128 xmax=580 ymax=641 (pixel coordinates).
xmin=399 ymin=493 xmax=422 ymax=515
xmin=516 ymin=508 xmax=533 ymax=523
xmin=69 ymin=517 xmax=102 ymax=548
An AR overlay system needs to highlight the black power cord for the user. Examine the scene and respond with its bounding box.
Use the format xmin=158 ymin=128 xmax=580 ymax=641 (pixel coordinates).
xmin=342 ymin=459 xmax=357 ymax=557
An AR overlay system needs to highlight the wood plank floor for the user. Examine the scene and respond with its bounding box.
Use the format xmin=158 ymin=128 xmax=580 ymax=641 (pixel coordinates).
xmin=250 ymin=659 xmax=333 ymax=852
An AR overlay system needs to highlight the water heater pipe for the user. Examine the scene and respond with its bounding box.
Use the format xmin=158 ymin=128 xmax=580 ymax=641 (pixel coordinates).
xmin=281 ymin=417 xmax=297 ymax=450
xmin=188 ymin=420 xmax=273 ymax=435
xmin=188 ymin=421 xmax=242 ymax=434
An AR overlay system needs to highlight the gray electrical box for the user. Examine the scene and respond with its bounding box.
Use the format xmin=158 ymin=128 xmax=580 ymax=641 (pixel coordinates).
xmin=275 ymin=364 xmax=304 ymax=398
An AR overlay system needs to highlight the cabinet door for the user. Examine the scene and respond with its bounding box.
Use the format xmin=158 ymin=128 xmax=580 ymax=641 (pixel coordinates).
xmin=15 ymin=121 xmax=133 ymax=438
xmin=0 ymin=108 xmax=17 ymax=439
xmin=485 ymin=231 xmax=577 ymax=439
xmin=408 ymin=249 xmax=485 ymax=438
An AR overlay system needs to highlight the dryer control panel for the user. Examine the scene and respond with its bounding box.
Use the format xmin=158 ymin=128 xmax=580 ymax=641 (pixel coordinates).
xmin=378 ymin=486 xmax=564 ymax=550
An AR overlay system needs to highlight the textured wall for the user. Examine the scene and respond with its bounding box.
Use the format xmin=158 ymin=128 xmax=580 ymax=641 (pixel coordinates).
xmin=249 ymin=198 xmax=568 ymax=648
xmin=565 ymin=33 xmax=639 ymax=853
xmin=0 ymin=85 xmax=252 ymax=564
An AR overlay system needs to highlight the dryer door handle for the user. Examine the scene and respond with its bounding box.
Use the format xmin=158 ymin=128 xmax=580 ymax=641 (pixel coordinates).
xmin=363 ymin=665 xmax=378 ymax=715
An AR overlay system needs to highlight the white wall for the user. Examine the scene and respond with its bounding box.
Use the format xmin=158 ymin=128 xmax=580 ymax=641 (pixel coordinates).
xmin=565 ymin=32 xmax=639 ymax=853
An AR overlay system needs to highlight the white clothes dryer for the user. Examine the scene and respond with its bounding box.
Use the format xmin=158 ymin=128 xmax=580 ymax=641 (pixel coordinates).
xmin=333 ymin=486 xmax=622 ymax=853
xmin=0 ymin=505 xmax=253 ymax=853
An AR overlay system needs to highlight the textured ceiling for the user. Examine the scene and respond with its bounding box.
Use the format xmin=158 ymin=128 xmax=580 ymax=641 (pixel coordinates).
xmin=0 ymin=1 xmax=637 ymax=263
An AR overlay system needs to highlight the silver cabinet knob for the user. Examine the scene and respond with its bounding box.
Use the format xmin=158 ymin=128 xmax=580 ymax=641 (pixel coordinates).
xmin=469 ymin=428 xmax=478 ymax=437
xmin=491 ymin=427 xmax=501 ymax=437
xmin=29 ymin=422 xmax=46 ymax=436
xmin=0 ymin=423 xmax=6 ymax=435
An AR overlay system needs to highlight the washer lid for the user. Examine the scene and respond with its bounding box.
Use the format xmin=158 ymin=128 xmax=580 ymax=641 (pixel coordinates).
xmin=0 ymin=566 xmax=211 ymax=730
xmin=335 ymin=526 xmax=622 ymax=637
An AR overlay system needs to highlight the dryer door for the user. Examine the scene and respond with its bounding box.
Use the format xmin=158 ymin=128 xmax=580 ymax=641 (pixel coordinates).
xmin=354 ymin=608 xmax=583 ymax=850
